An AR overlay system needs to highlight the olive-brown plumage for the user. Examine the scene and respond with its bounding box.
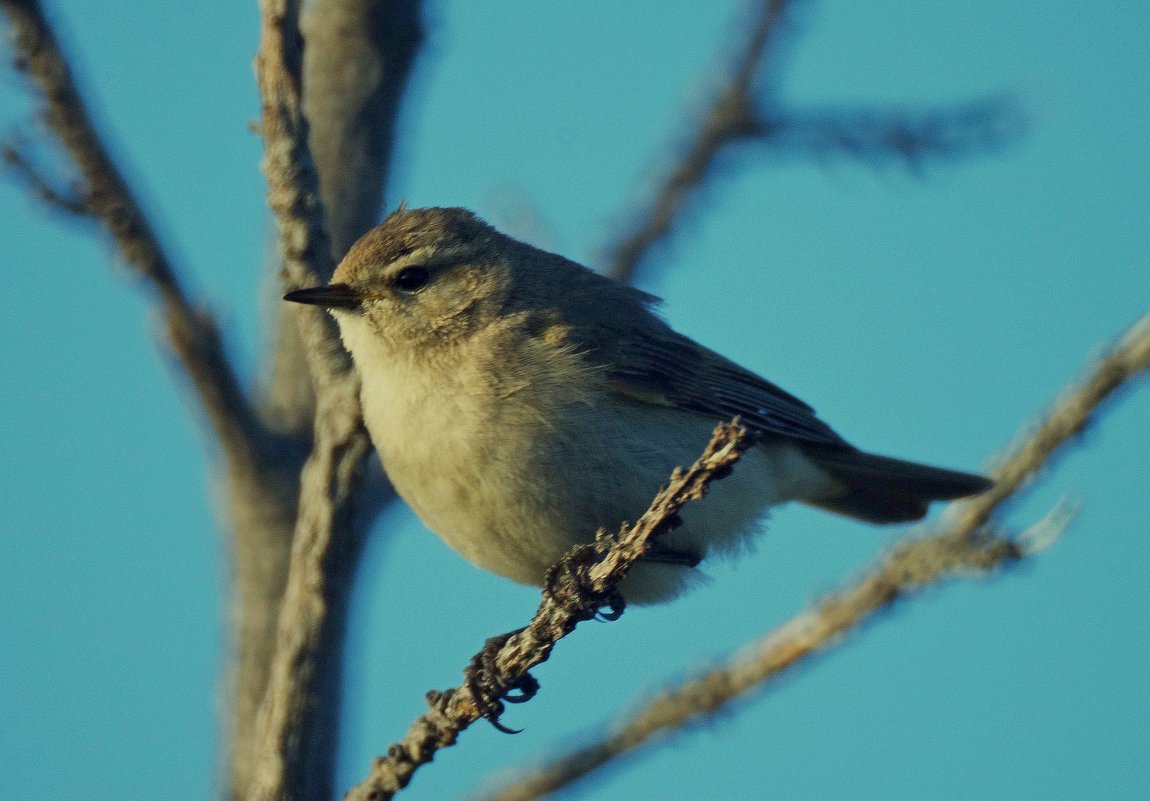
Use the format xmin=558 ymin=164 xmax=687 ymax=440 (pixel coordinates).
xmin=285 ymin=207 xmax=991 ymax=602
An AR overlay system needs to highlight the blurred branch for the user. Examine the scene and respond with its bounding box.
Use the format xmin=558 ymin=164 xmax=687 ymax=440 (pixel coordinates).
xmin=343 ymin=421 xmax=757 ymax=801
xmin=0 ymin=7 xmax=304 ymax=787
xmin=755 ymin=95 xmax=1023 ymax=171
xmin=3 ymin=141 xmax=88 ymax=213
xmin=0 ymin=0 xmax=259 ymax=457
xmin=477 ymin=311 xmax=1150 ymax=801
xmin=0 ymin=2 xmax=353 ymax=798
xmin=943 ymin=311 xmax=1150 ymax=539
xmin=604 ymin=0 xmax=792 ymax=284
xmin=1 ymin=2 xmax=421 ymax=798
xmin=603 ymin=0 xmax=1021 ymax=284
xmin=246 ymin=1 xmax=378 ymax=800
xmin=302 ymin=0 xmax=423 ymax=259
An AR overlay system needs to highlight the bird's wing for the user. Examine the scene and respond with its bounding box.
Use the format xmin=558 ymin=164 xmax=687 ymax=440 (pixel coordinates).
xmin=549 ymin=266 xmax=850 ymax=448
xmin=600 ymin=325 xmax=851 ymax=449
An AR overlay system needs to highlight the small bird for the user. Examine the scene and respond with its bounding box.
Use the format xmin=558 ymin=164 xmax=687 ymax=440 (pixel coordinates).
xmin=286 ymin=207 xmax=991 ymax=604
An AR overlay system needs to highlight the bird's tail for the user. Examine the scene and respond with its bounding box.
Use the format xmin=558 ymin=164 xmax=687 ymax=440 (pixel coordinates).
xmin=801 ymin=448 xmax=992 ymax=524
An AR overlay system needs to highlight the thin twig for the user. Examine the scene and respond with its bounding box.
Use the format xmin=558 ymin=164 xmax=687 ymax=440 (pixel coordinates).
xmin=756 ymin=95 xmax=1024 ymax=171
xmin=3 ymin=142 xmax=88 ymax=213
xmin=605 ymin=0 xmax=793 ymax=284
xmin=603 ymin=0 xmax=1021 ymax=285
xmin=477 ymin=311 xmax=1150 ymax=801
xmin=943 ymin=311 xmax=1150 ymax=539
xmin=343 ymin=421 xmax=757 ymax=801
xmin=246 ymin=1 xmax=376 ymax=800
xmin=479 ymin=532 xmax=1029 ymax=801
xmin=0 ymin=0 xmax=258 ymax=457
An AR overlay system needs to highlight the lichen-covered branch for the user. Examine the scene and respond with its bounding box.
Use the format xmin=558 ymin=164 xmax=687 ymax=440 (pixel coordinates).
xmin=2 ymin=2 xmax=420 ymax=798
xmin=241 ymin=2 xmax=423 ymax=787
xmin=247 ymin=371 xmax=371 ymax=801
xmin=477 ymin=311 xmax=1150 ymax=801
xmin=343 ymin=421 xmax=757 ymax=801
xmin=246 ymin=1 xmax=376 ymax=799
xmin=255 ymin=0 xmax=334 ymax=299
xmin=480 ymin=532 xmax=1027 ymax=801
xmin=603 ymin=0 xmax=1020 ymax=284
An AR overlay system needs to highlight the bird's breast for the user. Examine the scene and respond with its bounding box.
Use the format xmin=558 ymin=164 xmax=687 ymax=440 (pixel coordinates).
xmin=353 ymin=332 xmax=613 ymax=583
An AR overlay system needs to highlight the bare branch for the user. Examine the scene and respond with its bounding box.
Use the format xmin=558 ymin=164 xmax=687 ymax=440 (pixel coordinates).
xmin=255 ymin=0 xmax=334 ymax=296
xmin=756 ymin=95 xmax=1024 ymax=171
xmin=343 ymin=421 xmax=757 ymax=801
xmin=604 ymin=0 xmax=793 ymax=284
xmin=238 ymin=5 xmax=424 ymax=778
xmin=477 ymin=311 xmax=1150 ymax=801
xmin=260 ymin=0 xmax=424 ymax=438
xmin=943 ymin=311 xmax=1150 ymax=539
xmin=480 ymin=533 xmax=1027 ymax=801
xmin=602 ymin=0 xmax=1021 ymax=284
xmin=226 ymin=451 xmax=309 ymax=801
xmin=0 ymin=9 xmax=314 ymax=786
xmin=248 ymin=372 xmax=372 ymax=801
xmin=0 ymin=0 xmax=259 ymax=458
xmin=302 ymin=0 xmax=423 ymax=258
xmin=245 ymin=1 xmax=376 ymax=799
xmin=3 ymin=141 xmax=88 ymax=213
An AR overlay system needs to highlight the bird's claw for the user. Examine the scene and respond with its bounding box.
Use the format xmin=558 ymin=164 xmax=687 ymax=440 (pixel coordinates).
xmin=594 ymin=592 xmax=625 ymax=621
xmin=545 ymin=551 xmax=627 ymax=623
xmin=464 ymin=628 xmax=538 ymax=733
xmin=463 ymin=550 xmax=631 ymax=733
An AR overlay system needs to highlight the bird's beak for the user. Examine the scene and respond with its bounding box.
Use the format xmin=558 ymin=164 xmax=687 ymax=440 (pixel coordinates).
xmin=283 ymin=283 xmax=363 ymax=310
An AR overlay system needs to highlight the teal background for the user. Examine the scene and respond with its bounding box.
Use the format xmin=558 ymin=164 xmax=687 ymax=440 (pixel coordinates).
xmin=2 ymin=2 xmax=1148 ymax=800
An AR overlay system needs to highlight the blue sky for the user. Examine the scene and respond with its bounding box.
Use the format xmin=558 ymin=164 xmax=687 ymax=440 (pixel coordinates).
xmin=1 ymin=2 xmax=1148 ymax=800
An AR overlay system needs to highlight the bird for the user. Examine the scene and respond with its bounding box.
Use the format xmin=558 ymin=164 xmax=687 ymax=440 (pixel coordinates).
xmin=285 ymin=206 xmax=991 ymax=605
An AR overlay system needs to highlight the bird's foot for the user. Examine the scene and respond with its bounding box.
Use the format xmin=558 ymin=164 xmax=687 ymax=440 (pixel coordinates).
xmin=463 ymin=628 xmax=540 ymax=734
xmin=544 ymin=548 xmax=626 ymax=622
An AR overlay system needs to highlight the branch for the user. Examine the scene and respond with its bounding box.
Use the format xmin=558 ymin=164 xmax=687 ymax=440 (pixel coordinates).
xmin=3 ymin=141 xmax=88 ymax=213
xmin=477 ymin=311 xmax=1150 ymax=801
xmin=255 ymin=0 xmax=333 ymax=296
xmin=756 ymin=95 xmax=1024 ymax=171
xmin=0 ymin=7 xmax=318 ymax=786
xmin=343 ymin=421 xmax=758 ymax=801
xmin=480 ymin=533 xmax=1030 ymax=801
xmin=0 ymin=0 xmax=258 ymax=458
xmin=259 ymin=0 xmax=424 ymax=438
xmin=943 ymin=311 xmax=1150 ymax=539
xmin=245 ymin=2 xmax=376 ymax=800
xmin=603 ymin=0 xmax=1021 ymax=284
xmin=238 ymin=3 xmax=423 ymax=785
xmin=604 ymin=0 xmax=793 ymax=284
xmin=301 ymin=0 xmax=423 ymax=259
xmin=247 ymin=373 xmax=372 ymax=801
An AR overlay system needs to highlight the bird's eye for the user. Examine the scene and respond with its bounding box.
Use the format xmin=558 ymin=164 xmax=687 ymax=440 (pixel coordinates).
xmin=392 ymin=265 xmax=431 ymax=293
